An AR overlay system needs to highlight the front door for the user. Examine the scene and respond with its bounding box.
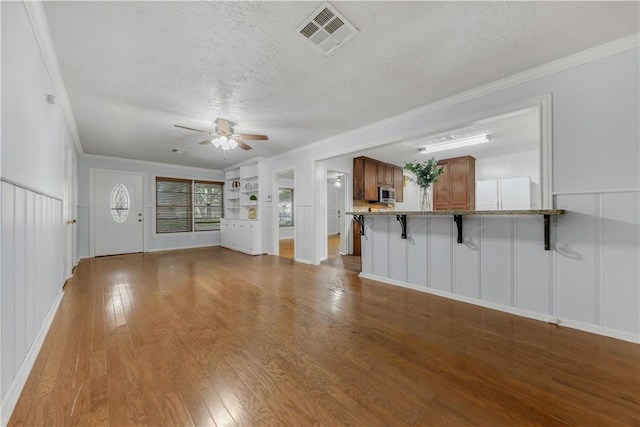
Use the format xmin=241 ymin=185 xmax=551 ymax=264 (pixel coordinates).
xmin=93 ymin=171 xmax=144 ymax=256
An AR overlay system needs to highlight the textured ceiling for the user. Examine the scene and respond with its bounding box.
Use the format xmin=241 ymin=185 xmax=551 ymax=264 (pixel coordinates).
xmin=43 ymin=1 xmax=639 ymax=170
xmin=353 ymin=106 xmax=540 ymax=168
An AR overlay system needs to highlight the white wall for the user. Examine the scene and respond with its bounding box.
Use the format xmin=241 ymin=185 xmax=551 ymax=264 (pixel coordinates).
xmin=267 ymin=43 xmax=640 ymax=340
xmin=1 ymin=3 xmax=64 ymax=200
xmin=77 ymin=155 xmax=225 ymax=258
xmin=1 ymin=3 xmax=67 ymax=423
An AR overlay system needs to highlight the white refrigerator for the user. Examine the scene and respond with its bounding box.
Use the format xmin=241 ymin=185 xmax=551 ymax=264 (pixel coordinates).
xmin=476 ymin=177 xmax=531 ymax=210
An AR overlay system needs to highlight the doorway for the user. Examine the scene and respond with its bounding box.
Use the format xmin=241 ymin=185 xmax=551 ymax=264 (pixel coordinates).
xmin=323 ymin=170 xmax=359 ymax=272
xmin=91 ymin=170 xmax=145 ymax=256
xmin=275 ymin=168 xmax=295 ymax=259
xmin=63 ymin=141 xmax=77 ymax=280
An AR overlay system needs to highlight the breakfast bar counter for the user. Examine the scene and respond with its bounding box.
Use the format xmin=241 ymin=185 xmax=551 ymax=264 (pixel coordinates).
xmin=348 ymin=209 xmax=565 ymax=250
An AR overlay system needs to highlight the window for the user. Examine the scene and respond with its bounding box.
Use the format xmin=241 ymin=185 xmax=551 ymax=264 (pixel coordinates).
xmin=156 ymin=177 xmax=223 ymax=233
xmin=279 ymin=188 xmax=293 ymax=227
xmin=194 ymin=181 xmax=223 ymax=231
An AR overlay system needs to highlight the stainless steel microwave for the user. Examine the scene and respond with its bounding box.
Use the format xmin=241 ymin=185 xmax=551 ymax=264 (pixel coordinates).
xmin=379 ymin=187 xmax=396 ymax=203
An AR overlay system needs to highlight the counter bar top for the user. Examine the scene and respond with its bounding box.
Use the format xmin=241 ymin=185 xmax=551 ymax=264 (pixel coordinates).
xmin=348 ymin=209 xmax=565 ymax=250
xmin=347 ymin=209 xmax=565 ymax=216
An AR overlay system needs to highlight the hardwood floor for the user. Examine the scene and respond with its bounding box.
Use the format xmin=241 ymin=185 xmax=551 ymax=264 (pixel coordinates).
xmin=278 ymin=238 xmax=294 ymax=259
xmin=9 ymin=247 xmax=639 ymax=426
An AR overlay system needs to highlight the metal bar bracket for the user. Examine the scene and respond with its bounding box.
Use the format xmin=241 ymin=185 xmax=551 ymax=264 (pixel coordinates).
xmin=355 ymin=214 xmax=365 ymax=236
xmin=544 ymin=214 xmax=550 ymax=250
xmin=454 ymin=215 xmax=463 ymax=244
xmin=396 ymin=215 xmax=407 ymax=239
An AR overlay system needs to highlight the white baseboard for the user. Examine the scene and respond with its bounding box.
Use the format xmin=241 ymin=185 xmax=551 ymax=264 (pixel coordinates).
xmin=294 ymin=258 xmax=313 ymax=265
xmin=144 ymin=243 xmax=220 ymax=253
xmin=1 ymin=290 xmax=64 ymax=426
xmin=358 ymin=273 xmax=639 ymax=344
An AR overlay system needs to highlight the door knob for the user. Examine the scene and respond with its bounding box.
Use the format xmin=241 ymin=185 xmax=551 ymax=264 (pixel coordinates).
xmin=67 ymin=219 xmax=76 ymax=224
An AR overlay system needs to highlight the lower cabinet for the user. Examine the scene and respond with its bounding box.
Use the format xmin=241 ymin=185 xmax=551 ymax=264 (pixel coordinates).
xmin=220 ymin=219 xmax=264 ymax=255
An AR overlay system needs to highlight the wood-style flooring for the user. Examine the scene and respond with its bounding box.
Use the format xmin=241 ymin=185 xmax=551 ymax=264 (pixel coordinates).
xmin=281 ymin=235 xmax=361 ymax=273
xmin=9 ymin=247 xmax=639 ymax=426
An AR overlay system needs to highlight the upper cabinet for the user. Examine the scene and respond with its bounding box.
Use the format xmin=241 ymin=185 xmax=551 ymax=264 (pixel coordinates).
xmin=433 ymin=155 xmax=475 ymax=210
xmin=353 ymin=156 xmax=404 ymax=202
xmin=377 ymin=163 xmax=394 ymax=186
xmin=393 ymin=166 xmax=404 ymax=203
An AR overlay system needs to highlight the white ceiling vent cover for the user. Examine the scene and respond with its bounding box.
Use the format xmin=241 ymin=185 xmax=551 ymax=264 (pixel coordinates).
xmin=297 ymin=2 xmax=358 ymax=55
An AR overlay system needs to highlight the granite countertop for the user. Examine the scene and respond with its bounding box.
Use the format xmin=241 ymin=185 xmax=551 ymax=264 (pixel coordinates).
xmin=347 ymin=209 xmax=565 ymax=216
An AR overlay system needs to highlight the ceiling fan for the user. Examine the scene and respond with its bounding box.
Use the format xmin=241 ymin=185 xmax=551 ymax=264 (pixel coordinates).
xmin=174 ymin=118 xmax=268 ymax=151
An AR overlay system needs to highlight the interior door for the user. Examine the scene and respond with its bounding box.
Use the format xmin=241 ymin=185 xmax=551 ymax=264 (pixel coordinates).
xmin=63 ymin=143 xmax=77 ymax=280
xmin=93 ymin=171 xmax=144 ymax=256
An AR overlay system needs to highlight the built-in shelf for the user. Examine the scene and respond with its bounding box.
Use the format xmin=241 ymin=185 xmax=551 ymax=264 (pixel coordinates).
xmin=348 ymin=209 xmax=566 ymax=250
xmin=244 ymin=175 xmax=259 ymax=181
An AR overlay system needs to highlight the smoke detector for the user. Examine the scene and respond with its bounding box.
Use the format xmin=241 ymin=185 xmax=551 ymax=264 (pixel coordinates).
xmin=297 ymin=2 xmax=358 ymax=55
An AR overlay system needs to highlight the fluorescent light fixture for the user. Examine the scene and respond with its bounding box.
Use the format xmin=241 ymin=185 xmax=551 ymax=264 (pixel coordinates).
xmin=419 ymin=135 xmax=490 ymax=154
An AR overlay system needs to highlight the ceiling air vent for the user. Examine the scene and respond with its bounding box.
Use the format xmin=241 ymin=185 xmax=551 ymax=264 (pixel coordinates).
xmin=297 ymin=2 xmax=358 ymax=55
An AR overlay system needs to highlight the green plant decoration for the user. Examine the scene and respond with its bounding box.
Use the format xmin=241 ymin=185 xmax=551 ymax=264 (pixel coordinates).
xmin=249 ymin=194 xmax=257 ymax=201
xmin=404 ymin=158 xmax=445 ymax=210
xmin=404 ymin=158 xmax=444 ymax=189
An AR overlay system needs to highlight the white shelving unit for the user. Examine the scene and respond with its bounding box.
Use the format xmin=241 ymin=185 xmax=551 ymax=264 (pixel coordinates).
xmin=221 ymin=161 xmax=267 ymax=255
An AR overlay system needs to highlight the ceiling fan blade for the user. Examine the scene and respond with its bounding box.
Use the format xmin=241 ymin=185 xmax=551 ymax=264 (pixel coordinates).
xmin=174 ymin=124 xmax=214 ymax=134
xmin=236 ymin=140 xmax=252 ymax=150
xmin=198 ymin=139 xmax=212 ymax=145
xmin=235 ymin=134 xmax=268 ymax=141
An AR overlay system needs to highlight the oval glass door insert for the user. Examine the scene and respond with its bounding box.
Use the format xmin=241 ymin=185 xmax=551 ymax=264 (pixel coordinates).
xmin=110 ymin=184 xmax=130 ymax=223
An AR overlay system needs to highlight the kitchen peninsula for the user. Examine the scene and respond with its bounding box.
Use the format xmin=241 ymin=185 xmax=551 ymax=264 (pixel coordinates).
xmin=348 ymin=209 xmax=566 ymax=325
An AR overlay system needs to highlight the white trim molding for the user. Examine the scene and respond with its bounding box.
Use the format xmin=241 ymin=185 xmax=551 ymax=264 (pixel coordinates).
xmin=359 ymin=273 xmax=639 ymax=344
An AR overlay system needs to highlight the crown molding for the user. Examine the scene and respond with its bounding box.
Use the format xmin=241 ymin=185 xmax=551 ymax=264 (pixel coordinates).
xmin=80 ymin=153 xmax=225 ymax=174
xmin=267 ymin=33 xmax=640 ymax=163
xmin=23 ymin=1 xmax=83 ymax=155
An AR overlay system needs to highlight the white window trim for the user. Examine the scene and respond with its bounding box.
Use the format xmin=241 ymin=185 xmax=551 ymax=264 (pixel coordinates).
xmin=152 ymin=174 xmax=223 ymax=238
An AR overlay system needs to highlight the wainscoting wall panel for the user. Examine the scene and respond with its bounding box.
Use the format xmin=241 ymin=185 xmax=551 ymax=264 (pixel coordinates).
xmin=359 ymin=190 xmax=640 ymax=342
xmin=1 ymin=181 xmax=64 ymax=420
xmin=515 ymin=218 xmax=552 ymax=315
xmin=294 ymin=204 xmax=314 ymax=263
xmin=602 ymin=191 xmax=639 ymax=334
xmin=556 ymin=194 xmax=599 ymax=325
xmin=454 ymin=217 xmax=481 ymax=299
xmin=481 ymin=217 xmax=513 ymax=306
xmin=429 ymin=218 xmax=453 ymax=293
xmin=407 ymin=218 xmax=428 ymax=287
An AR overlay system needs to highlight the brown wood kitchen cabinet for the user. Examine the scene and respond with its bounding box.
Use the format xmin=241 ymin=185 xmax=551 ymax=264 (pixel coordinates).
xmin=353 ymin=156 xmax=379 ymax=201
xmin=377 ymin=163 xmax=394 ymax=186
xmin=353 ymin=156 xmax=404 ymax=202
xmin=393 ymin=166 xmax=404 ymax=203
xmin=433 ymin=155 xmax=475 ymax=210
